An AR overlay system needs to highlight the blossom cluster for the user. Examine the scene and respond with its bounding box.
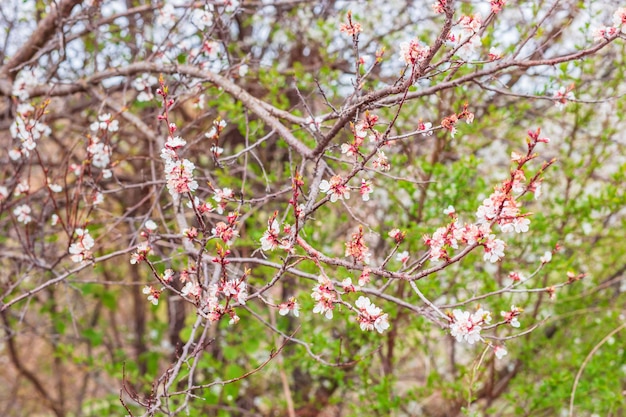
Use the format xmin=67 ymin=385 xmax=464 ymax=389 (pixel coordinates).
xmin=130 ymin=242 xmax=151 ymax=265
xmin=501 ymin=305 xmax=522 ymax=328
xmin=424 ymin=131 xmax=548 ymax=264
xmin=212 ymin=187 xmax=233 ymax=214
xmin=593 ymin=7 xmax=626 ymax=41
xmin=449 ymin=308 xmax=491 ymax=345
xmin=305 ymin=116 xmax=323 ymax=132
xmin=143 ymin=285 xmax=162 ymax=305
xmin=311 ymin=275 xmax=338 ymax=320
xmin=339 ymin=11 xmax=362 ymax=36
xmin=476 ymin=186 xmax=530 ymax=233
xmin=345 ymin=226 xmax=371 ymax=264
xmin=490 ymin=0 xmax=506 ymax=13
xmin=131 ymin=240 xmax=249 ymax=325
xmin=260 ymin=217 xmax=292 ymax=252
xmin=355 ymin=296 xmax=390 ymax=333
xmin=278 ymin=297 xmax=300 ymax=317
xmin=319 ymin=175 xmax=350 ymax=202
xmin=447 ymin=13 xmax=483 ymax=61
xmin=90 ymin=113 xmax=119 ymax=133
xmin=11 ymin=67 xmax=43 ymax=101
xmin=133 ymin=74 xmax=158 ymax=102
xmin=552 ymin=84 xmax=576 ymax=110
xmin=13 ymin=204 xmax=32 ymax=224
xmin=311 ymin=275 xmax=337 ymax=319
xmin=211 ymin=211 xmax=239 ymax=245
xmin=449 ymin=304 xmax=522 ymax=359
xmin=199 ymin=271 xmax=248 ymax=325
xmin=372 ymin=149 xmax=390 ymax=171
xmin=160 ymin=135 xmax=198 ymax=199
xmin=400 ymin=39 xmax=429 ymax=66
xmin=310 ymin=276 xmax=390 ymax=334
xmin=341 ymin=113 xmax=377 ymax=156
xmin=191 ymin=5 xmax=214 ymax=31
xmin=431 ymin=0 xmax=447 ymax=14
xmin=187 ymin=195 xmax=215 ymax=215
xmin=440 ymin=104 xmax=474 ymax=138
xmin=424 ymin=219 xmax=506 ymax=263
xmin=69 ymin=228 xmax=95 ymax=263
xmin=9 ymin=102 xmax=51 ymax=160
xmin=181 ymin=273 xmax=248 ymax=325
xmin=205 ymin=118 xmax=228 ymax=157
xmin=87 ymin=113 xmax=117 ymax=180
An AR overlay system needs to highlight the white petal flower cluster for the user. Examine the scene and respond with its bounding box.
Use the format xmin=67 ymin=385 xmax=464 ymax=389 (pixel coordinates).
xmin=69 ymin=228 xmax=95 ymax=263
xmin=449 ymin=308 xmax=492 ymax=345
xmin=10 ymin=103 xmax=51 ymax=158
xmin=355 ymin=296 xmax=390 ymax=334
xmin=160 ymin=136 xmax=198 ymax=198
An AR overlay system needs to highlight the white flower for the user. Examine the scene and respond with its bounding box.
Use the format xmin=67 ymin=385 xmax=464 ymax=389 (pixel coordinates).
xmin=419 ymin=121 xmax=433 ymax=136
xmin=163 ymin=269 xmax=174 ymax=283
xmin=130 ymin=241 xmax=150 ymax=265
xmin=319 ymin=175 xmax=350 ymax=202
xmin=191 ymin=6 xmax=213 ymax=30
xmin=488 ymin=47 xmax=502 ymax=60
xmin=305 ymin=116 xmax=322 ymax=132
xmin=181 ymin=281 xmax=201 ymax=298
xmin=260 ymin=219 xmax=280 ymax=251
xmin=313 ymin=301 xmax=334 ymax=319
xmin=374 ymin=314 xmax=390 ymax=333
xmin=87 ymin=138 xmax=111 ymax=169
xmin=12 ymin=68 xmax=43 ymax=100
xmin=449 ymin=309 xmax=487 ymax=345
xmin=165 ymin=136 xmax=186 ymax=149
xmin=513 ymin=217 xmax=530 ymax=233
xmin=613 ymin=7 xmax=626 ymax=32
xmin=203 ymin=41 xmax=220 ymax=59
xmin=142 ymin=285 xmax=160 ymax=305
xmin=472 ymin=308 xmax=492 ymax=324
xmin=144 ymin=220 xmax=158 ymax=231
xmin=133 ymin=74 xmax=157 ymax=92
xmin=13 ymin=180 xmax=30 ymax=196
xmin=48 ymin=182 xmax=63 ymax=193
xmin=9 ymin=149 xmax=22 ymax=160
xmin=13 ymin=204 xmax=32 ymax=224
xmin=278 ymin=298 xmax=300 ymax=317
xmin=76 ymin=228 xmax=95 ymax=250
xmin=395 ymin=250 xmax=409 ymax=264
xmin=92 ymin=192 xmax=104 ymax=205
xmin=69 ymin=228 xmax=95 ymax=263
xmin=400 ymin=39 xmax=428 ymax=66
xmin=355 ymin=296 xmax=389 ymax=334
xmin=494 ymin=345 xmax=508 ymax=359
xmin=222 ymin=0 xmax=239 ymax=13
xmin=210 ymin=145 xmax=224 ymax=156
xmin=205 ymin=127 xmax=218 ymax=140
xmin=360 ymin=178 xmax=373 ymax=201
xmin=90 ymin=113 xmax=118 ymax=132
xmin=213 ymin=187 xmax=233 ymax=203
xmin=483 ymin=236 xmax=505 ymax=263
xmin=156 ymin=3 xmax=177 ymax=26
xmin=341 ymin=143 xmax=356 ymax=157
xmin=540 ymin=251 xmax=552 ymax=264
